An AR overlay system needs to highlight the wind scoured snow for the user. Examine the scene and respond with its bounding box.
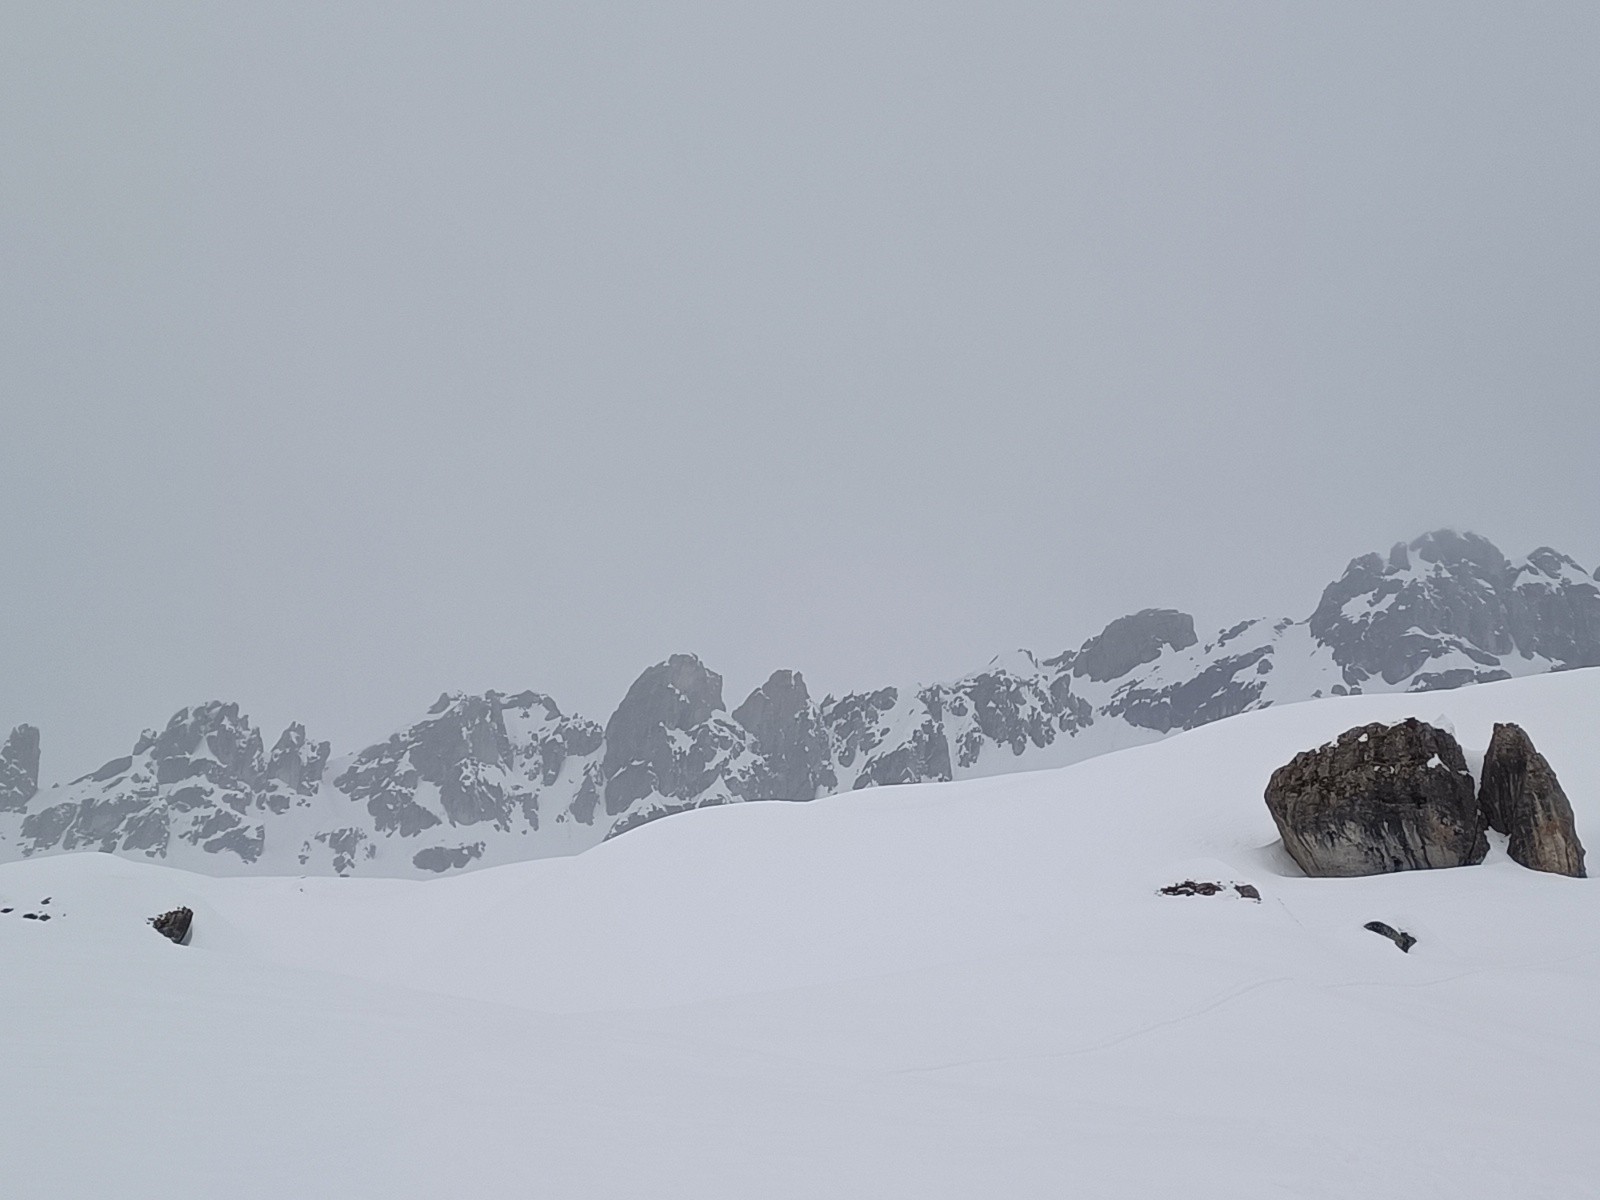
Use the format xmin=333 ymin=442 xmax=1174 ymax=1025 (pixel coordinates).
xmin=3 ymin=668 xmax=1599 ymax=1198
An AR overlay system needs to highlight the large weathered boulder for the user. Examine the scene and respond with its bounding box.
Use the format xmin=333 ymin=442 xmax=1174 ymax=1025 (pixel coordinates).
xmin=1479 ymin=723 xmax=1585 ymax=877
xmin=1265 ymin=718 xmax=1487 ymax=877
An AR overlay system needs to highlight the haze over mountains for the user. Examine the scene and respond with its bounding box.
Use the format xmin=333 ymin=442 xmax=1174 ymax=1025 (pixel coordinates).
xmin=3 ymin=529 xmax=1597 ymax=878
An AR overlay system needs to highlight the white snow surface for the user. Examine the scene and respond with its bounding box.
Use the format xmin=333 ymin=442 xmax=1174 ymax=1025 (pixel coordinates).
xmin=3 ymin=668 xmax=1598 ymax=1198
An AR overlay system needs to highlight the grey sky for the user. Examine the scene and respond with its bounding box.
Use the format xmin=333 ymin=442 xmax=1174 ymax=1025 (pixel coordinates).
xmin=4 ymin=2 xmax=1598 ymax=782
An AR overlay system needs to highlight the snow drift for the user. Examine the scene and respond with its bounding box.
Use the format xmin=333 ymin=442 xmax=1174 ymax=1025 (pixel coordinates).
xmin=3 ymin=666 xmax=1598 ymax=1198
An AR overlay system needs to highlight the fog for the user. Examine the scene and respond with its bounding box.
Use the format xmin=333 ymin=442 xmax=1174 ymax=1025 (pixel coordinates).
xmin=4 ymin=2 xmax=1597 ymax=779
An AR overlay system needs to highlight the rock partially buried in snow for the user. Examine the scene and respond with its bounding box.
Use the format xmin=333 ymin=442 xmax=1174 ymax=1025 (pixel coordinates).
xmin=1479 ymin=723 xmax=1586 ymax=877
xmin=151 ymin=907 xmax=193 ymax=945
xmin=1264 ymin=718 xmax=1487 ymax=877
xmin=1363 ymin=921 xmax=1417 ymax=953
xmin=1157 ymin=879 xmax=1260 ymax=899
xmin=1159 ymin=879 xmax=1225 ymax=896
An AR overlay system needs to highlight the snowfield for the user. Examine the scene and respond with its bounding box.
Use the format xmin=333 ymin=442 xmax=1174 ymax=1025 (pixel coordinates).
xmin=4 ymin=668 xmax=1598 ymax=1198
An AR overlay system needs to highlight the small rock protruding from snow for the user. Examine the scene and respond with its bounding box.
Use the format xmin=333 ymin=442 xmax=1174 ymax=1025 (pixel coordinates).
xmin=1363 ymin=921 xmax=1417 ymax=953
xmin=1158 ymin=879 xmax=1261 ymax=900
xmin=1159 ymin=879 xmax=1226 ymax=896
xmin=150 ymin=907 xmax=193 ymax=946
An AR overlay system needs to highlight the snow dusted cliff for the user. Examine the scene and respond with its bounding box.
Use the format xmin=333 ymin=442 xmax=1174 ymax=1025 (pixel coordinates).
xmin=4 ymin=529 xmax=1597 ymax=876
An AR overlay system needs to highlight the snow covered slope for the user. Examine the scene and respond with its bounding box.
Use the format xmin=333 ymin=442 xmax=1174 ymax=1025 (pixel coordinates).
xmin=3 ymin=668 xmax=1597 ymax=1198
xmin=5 ymin=529 xmax=1598 ymax=876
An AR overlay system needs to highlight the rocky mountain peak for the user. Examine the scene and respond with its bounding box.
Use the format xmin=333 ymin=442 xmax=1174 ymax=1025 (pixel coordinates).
xmin=127 ymin=701 xmax=268 ymax=788
xmin=1311 ymin=530 xmax=1516 ymax=687
xmin=602 ymin=654 xmax=755 ymax=824
xmin=265 ymin=723 xmax=331 ymax=795
xmin=1406 ymin=528 xmax=1511 ymax=576
xmin=1070 ymin=608 xmax=1198 ymax=682
xmin=13 ymin=701 xmax=316 ymax=867
xmin=1309 ymin=530 xmax=1600 ymax=689
xmin=602 ymin=653 xmax=725 ymax=776
xmin=733 ymin=670 xmax=835 ymax=800
xmin=5 ymin=529 xmax=1597 ymax=879
xmin=1504 ymin=548 xmax=1600 ymax=670
xmin=1517 ymin=546 xmax=1585 ymax=581
xmin=0 ymin=724 xmax=40 ymax=812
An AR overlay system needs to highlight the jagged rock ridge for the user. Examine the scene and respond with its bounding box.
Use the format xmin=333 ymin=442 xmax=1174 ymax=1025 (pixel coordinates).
xmin=3 ymin=529 xmax=1597 ymax=876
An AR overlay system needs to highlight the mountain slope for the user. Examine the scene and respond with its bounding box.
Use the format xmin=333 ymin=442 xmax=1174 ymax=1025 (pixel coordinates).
xmin=4 ymin=529 xmax=1598 ymax=876
xmin=4 ymin=668 xmax=1597 ymax=1198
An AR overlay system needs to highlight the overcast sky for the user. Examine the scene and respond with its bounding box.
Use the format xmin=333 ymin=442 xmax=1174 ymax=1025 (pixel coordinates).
xmin=4 ymin=2 xmax=1598 ymax=781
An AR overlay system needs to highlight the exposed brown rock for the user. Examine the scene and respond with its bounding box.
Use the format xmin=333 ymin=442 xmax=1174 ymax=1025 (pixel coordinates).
xmin=1264 ymin=718 xmax=1486 ymax=877
xmin=1479 ymin=723 xmax=1585 ymax=877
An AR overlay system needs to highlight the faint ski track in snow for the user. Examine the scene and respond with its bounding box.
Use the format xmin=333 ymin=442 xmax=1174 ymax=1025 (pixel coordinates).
xmin=888 ymin=975 xmax=1298 ymax=1076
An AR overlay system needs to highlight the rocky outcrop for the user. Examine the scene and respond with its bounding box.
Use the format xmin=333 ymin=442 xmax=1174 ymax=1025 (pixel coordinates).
xmin=265 ymin=724 xmax=329 ymax=796
xmin=0 ymin=725 xmax=40 ymax=812
xmin=1478 ymin=723 xmax=1585 ymax=877
xmin=1094 ymin=618 xmax=1292 ymax=734
xmin=412 ymin=842 xmax=485 ymax=873
xmin=335 ymin=690 xmax=603 ymax=838
xmin=601 ymin=655 xmax=758 ymax=823
xmin=732 ymin=671 xmax=835 ymax=800
xmin=1504 ymin=550 xmax=1600 ymax=669
xmin=15 ymin=703 xmax=289 ymax=865
xmin=328 ymin=690 xmax=605 ymax=871
xmin=823 ymin=686 xmax=952 ymax=790
xmin=1070 ymin=609 xmax=1198 ymax=683
xmin=1309 ymin=530 xmax=1600 ymax=691
xmin=1264 ymin=719 xmax=1487 ymax=877
xmin=938 ymin=659 xmax=1084 ymax=768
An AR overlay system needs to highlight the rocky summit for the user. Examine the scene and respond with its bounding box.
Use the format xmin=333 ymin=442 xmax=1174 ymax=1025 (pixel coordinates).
xmin=0 ymin=725 xmax=40 ymax=813
xmin=3 ymin=529 xmax=1598 ymax=877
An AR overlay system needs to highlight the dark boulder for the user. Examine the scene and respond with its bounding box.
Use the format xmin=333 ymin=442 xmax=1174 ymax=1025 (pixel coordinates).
xmin=1159 ymin=880 xmax=1224 ymax=896
xmin=1479 ymin=723 xmax=1585 ymax=877
xmin=1363 ymin=921 xmax=1417 ymax=952
xmin=151 ymin=907 xmax=193 ymax=945
xmin=1264 ymin=718 xmax=1486 ymax=877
